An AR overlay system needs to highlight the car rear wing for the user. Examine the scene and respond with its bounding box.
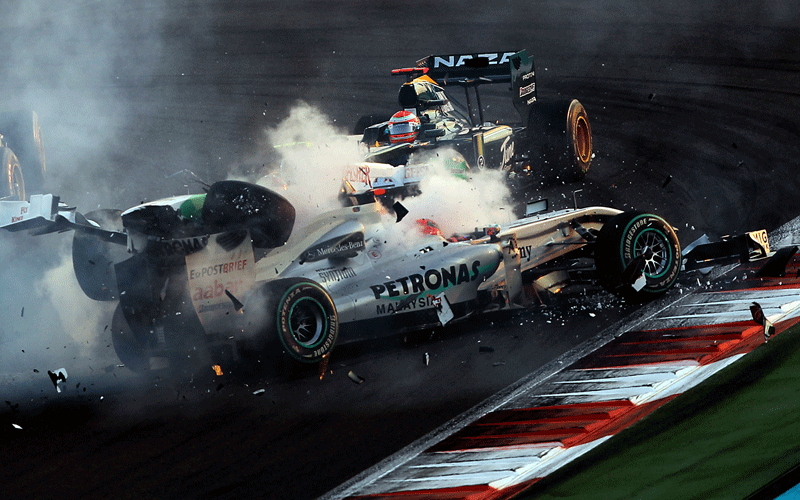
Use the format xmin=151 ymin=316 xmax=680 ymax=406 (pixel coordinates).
xmin=402 ymin=50 xmax=537 ymax=127
xmin=413 ymin=51 xmax=518 ymax=85
xmin=0 ymin=193 xmax=126 ymax=244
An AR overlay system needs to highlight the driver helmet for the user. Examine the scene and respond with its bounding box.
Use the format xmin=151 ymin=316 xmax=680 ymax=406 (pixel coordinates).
xmin=388 ymin=110 xmax=420 ymax=144
xmin=416 ymin=218 xmax=445 ymax=237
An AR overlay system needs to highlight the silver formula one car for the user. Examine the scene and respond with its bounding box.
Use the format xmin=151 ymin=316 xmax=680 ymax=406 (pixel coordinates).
xmin=0 ymin=181 xmax=772 ymax=371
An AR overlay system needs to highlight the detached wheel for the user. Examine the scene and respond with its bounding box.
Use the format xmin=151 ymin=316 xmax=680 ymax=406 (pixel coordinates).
xmin=111 ymin=304 xmax=150 ymax=373
xmin=528 ymin=98 xmax=592 ymax=182
xmin=0 ymin=147 xmax=25 ymax=201
xmin=595 ymin=212 xmax=681 ymax=299
xmin=0 ymin=111 xmax=45 ymax=193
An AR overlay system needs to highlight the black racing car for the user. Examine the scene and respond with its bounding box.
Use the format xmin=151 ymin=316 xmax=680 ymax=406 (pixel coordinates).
xmin=353 ymin=50 xmax=592 ymax=194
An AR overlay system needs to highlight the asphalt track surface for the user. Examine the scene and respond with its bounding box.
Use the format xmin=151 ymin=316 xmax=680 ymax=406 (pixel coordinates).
xmin=1 ymin=1 xmax=799 ymax=499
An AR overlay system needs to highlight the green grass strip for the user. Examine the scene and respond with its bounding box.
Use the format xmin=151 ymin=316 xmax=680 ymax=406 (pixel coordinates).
xmin=520 ymin=323 xmax=800 ymax=500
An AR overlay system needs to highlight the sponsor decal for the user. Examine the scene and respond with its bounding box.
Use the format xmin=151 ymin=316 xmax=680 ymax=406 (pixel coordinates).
xmin=376 ymin=294 xmax=441 ymax=315
xmin=368 ymin=249 xmax=382 ymax=259
xmin=500 ymin=137 xmax=515 ymax=169
xmin=431 ymin=52 xmax=515 ymax=69
xmin=11 ymin=216 xmax=22 ymax=223
xmin=315 ymin=266 xmax=357 ymax=283
xmin=527 ymin=96 xmax=537 ymax=104
xmin=519 ymin=81 xmax=536 ymax=98
xmin=191 ymin=277 xmax=245 ymax=302
xmin=20 ymin=207 xmax=27 ymax=214
xmin=522 ymin=71 xmax=535 ymax=80
xmin=198 ymin=301 xmax=236 ymax=313
xmin=519 ymin=244 xmax=534 ymax=262
xmin=344 ymin=164 xmax=371 ymax=187
xmin=188 ymin=258 xmax=248 ymax=280
xmin=149 ymin=235 xmax=209 ymax=258
xmin=185 ymin=230 xmax=255 ymax=329
xmin=369 ymin=260 xmax=481 ymax=300
xmin=302 ymin=232 xmax=365 ymax=262
xmin=404 ymin=164 xmax=429 ymax=180
xmin=749 ymin=230 xmax=770 ymax=253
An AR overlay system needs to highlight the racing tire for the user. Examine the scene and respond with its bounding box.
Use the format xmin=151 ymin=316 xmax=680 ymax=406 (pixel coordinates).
xmin=595 ymin=212 xmax=681 ymax=300
xmin=72 ymin=209 xmax=126 ymax=301
xmin=0 ymin=147 xmax=25 ymax=201
xmin=353 ymin=114 xmax=391 ymax=135
xmin=0 ymin=111 xmax=46 ymax=194
xmin=111 ymin=303 xmax=150 ymax=373
xmin=241 ymin=278 xmax=338 ymax=364
xmin=527 ymin=99 xmax=592 ymax=182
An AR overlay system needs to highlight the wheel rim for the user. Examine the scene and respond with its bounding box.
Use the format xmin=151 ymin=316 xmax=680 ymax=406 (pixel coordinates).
xmin=574 ymin=115 xmax=591 ymax=164
xmin=289 ymin=297 xmax=327 ymax=348
xmin=633 ymin=228 xmax=672 ymax=278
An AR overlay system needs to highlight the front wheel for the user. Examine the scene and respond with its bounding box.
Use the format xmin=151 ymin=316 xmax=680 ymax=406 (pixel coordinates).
xmin=595 ymin=212 xmax=681 ymax=300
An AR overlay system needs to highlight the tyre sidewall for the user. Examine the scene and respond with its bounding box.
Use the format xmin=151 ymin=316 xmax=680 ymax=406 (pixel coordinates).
xmin=275 ymin=280 xmax=338 ymax=363
xmin=597 ymin=212 xmax=681 ymax=296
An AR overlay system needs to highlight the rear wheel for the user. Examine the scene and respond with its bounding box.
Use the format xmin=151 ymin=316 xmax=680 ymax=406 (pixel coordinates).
xmin=240 ymin=278 xmax=338 ymax=364
xmin=527 ymin=98 xmax=592 ymax=182
xmin=595 ymin=212 xmax=681 ymax=300
xmin=0 ymin=147 xmax=25 ymax=201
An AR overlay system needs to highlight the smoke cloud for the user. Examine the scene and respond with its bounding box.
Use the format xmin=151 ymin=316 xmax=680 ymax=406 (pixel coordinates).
xmin=256 ymin=102 xmax=364 ymax=225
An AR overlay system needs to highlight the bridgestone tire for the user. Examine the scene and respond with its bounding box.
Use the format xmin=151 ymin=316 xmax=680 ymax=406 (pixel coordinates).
xmin=0 ymin=147 xmax=25 ymax=201
xmin=595 ymin=212 xmax=681 ymax=299
xmin=0 ymin=111 xmax=45 ymax=194
xmin=527 ymin=99 xmax=592 ymax=182
xmin=111 ymin=304 xmax=150 ymax=373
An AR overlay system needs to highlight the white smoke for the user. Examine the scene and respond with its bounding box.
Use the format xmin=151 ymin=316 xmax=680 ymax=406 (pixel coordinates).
xmin=259 ymin=102 xmax=365 ymax=225
xmin=258 ymin=103 xmax=515 ymax=239
xmin=0 ymin=234 xmax=117 ymax=389
xmin=398 ymin=148 xmax=516 ymax=236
